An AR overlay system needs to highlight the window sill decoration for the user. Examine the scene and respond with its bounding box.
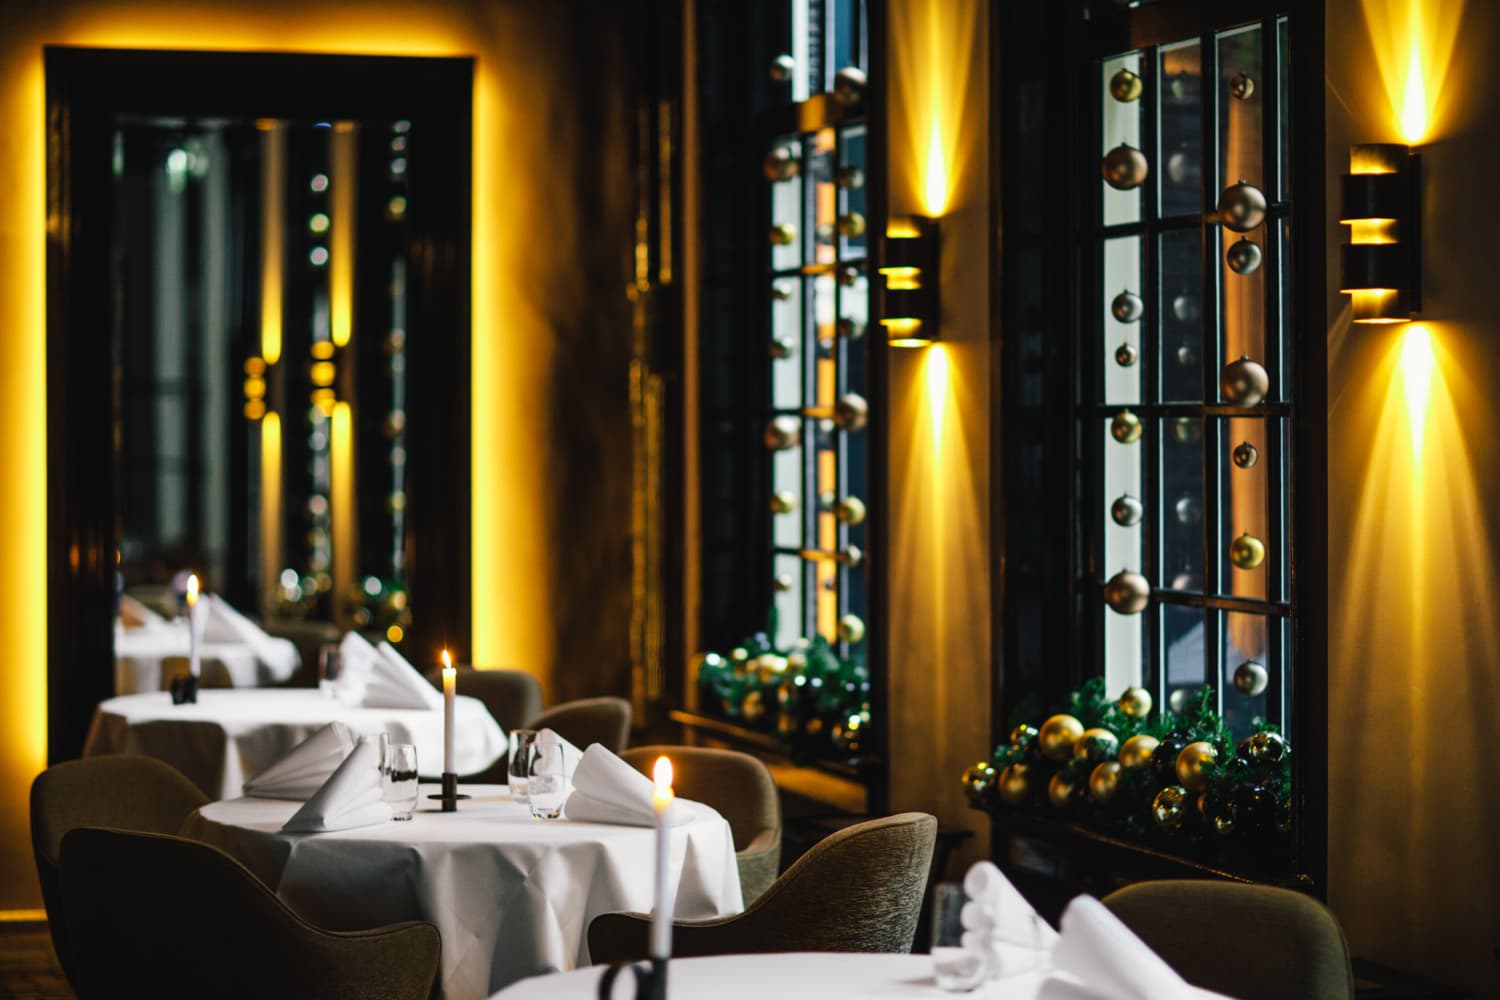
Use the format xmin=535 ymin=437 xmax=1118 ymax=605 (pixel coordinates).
xmin=962 ymin=678 xmax=1291 ymax=869
xmin=695 ymin=611 xmax=871 ymax=765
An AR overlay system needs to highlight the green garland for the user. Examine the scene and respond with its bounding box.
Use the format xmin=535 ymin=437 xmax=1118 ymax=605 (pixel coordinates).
xmin=966 ymin=678 xmax=1293 ymax=868
xmin=695 ymin=610 xmax=871 ymax=763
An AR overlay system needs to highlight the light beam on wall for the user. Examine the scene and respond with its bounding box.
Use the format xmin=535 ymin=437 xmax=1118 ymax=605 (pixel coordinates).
xmin=1400 ymin=324 xmax=1434 ymax=457
xmin=924 ymin=119 xmax=948 ymax=217
xmin=925 ymin=343 xmax=949 ymax=453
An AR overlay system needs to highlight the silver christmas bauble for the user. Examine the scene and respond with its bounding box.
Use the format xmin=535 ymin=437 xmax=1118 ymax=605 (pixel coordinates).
xmin=1217 ymin=180 xmax=1268 ymax=233
xmin=1226 ymin=237 xmax=1263 ymax=275
xmin=833 ymin=66 xmax=866 ymax=106
xmin=1115 ymin=342 xmax=1138 ymax=367
xmin=1111 ymin=494 xmax=1143 ymax=527
xmin=1103 ymin=569 xmax=1151 ymax=614
xmin=763 ymin=146 xmax=798 ymax=182
xmin=1232 ymin=440 xmax=1259 ymax=469
xmin=1111 ymin=290 xmax=1144 ymax=323
xmin=1230 ymin=72 xmax=1256 ymax=100
xmin=1233 ymin=659 xmax=1269 ymax=696
xmin=764 ymin=415 xmax=801 ymax=450
xmin=769 ymin=338 xmax=794 ymax=360
xmin=1221 ymin=355 xmax=1270 ymax=406
xmin=770 ymin=490 xmax=796 ymax=514
xmin=833 ymin=393 xmax=868 ymax=432
xmin=770 ymin=54 xmax=796 ymax=82
xmin=1102 ymin=144 xmax=1149 ymax=191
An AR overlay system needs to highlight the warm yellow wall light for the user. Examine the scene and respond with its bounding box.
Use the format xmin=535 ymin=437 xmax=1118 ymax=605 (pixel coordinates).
xmin=259 ymin=121 xmax=285 ymax=365
xmin=924 ymin=118 xmax=948 ymax=217
xmin=259 ymin=411 xmax=282 ymax=615
xmin=925 ymin=343 xmax=949 ymax=453
xmin=329 ymin=122 xmax=356 ymax=349
xmin=1360 ymin=0 xmax=1465 ymax=145
xmin=1399 ymin=324 xmax=1434 ymax=457
xmin=330 ymin=401 xmax=355 ymax=623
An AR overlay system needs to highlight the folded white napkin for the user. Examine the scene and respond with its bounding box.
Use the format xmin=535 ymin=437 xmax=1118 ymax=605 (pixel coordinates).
xmin=282 ymin=737 xmax=393 ymax=833
xmin=244 ymin=722 xmax=358 ymax=800
xmin=201 ymin=594 xmax=301 ymax=675
xmin=1038 ymin=895 xmax=1234 ymax=1000
xmin=330 ymin=633 xmax=442 ymax=710
xmin=119 ymin=594 xmax=164 ymax=629
xmin=960 ymin=861 xmax=1058 ymax=979
xmin=563 ymin=743 xmax=691 ymax=827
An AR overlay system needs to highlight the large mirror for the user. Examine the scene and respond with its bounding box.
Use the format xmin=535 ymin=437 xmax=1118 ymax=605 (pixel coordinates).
xmin=47 ymin=48 xmax=473 ymax=757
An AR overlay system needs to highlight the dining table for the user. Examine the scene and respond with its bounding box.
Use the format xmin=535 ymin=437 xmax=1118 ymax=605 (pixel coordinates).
xmin=83 ymin=688 xmax=506 ymax=798
xmin=183 ymin=784 xmax=744 ymax=1000
xmin=113 ymin=621 xmax=299 ymax=694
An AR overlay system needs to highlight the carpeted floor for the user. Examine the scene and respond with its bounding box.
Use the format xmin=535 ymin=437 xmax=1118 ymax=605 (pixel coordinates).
xmin=0 ymin=923 xmax=72 ymax=1000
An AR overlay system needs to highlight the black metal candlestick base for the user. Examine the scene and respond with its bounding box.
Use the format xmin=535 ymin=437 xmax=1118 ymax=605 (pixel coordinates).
xmin=426 ymin=772 xmax=470 ymax=810
xmin=597 ymin=957 xmax=666 ymax=1000
xmin=170 ymin=675 xmax=198 ymax=705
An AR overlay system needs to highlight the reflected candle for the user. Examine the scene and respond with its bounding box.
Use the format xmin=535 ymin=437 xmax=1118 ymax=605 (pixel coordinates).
xmin=441 ymin=650 xmax=456 ymax=775
xmin=185 ymin=574 xmax=202 ymax=679
xmin=651 ymin=756 xmax=675 ymax=960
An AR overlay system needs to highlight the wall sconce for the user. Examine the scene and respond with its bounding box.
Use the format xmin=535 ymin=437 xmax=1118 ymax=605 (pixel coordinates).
xmin=878 ymin=215 xmax=940 ymax=347
xmin=1340 ymin=143 xmax=1421 ymax=324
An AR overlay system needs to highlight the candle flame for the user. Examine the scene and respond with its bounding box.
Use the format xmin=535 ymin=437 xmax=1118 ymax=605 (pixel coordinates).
xmin=185 ymin=574 xmax=200 ymax=606
xmin=653 ymin=756 xmax=674 ymax=803
xmin=441 ymin=648 xmax=453 ymax=670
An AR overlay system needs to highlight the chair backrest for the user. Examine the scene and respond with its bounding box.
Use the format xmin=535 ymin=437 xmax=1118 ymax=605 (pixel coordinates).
xmin=424 ymin=665 xmax=544 ymax=733
xmin=589 ymin=811 xmax=936 ymax=963
xmin=1102 ymin=880 xmax=1353 ymax=1000
xmin=529 ymin=696 xmax=632 ymax=754
xmin=60 ymin=828 xmax=441 ymax=1000
xmin=30 ymin=755 xmax=210 ymax=991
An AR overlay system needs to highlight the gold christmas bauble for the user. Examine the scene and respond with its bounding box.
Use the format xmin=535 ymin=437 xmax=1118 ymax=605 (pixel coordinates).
xmin=770 ymin=53 xmax=796 ymax=82
xmin=1114 ymin=342 xmax=1138 ymax=368
xmin=1047 ymin=771 xmax=1079 ymax=809
xmin=1152 ymin=785 xmax=1190 ymax=830
xmin=1229 ymin=532 xmax=1266 ymax=570
xmin=1075 ymin=727 xmax=1120 ymax=763
xmin=1110 ymin=494 xmax=1143 ymax=527
xmin=837 ymin=212 xmax=866 ymax=237
xmin=770 ymin=222 xmax=796 ymax=246
xmin=1232 ymin=440 xmax=1259 ymax=469
xmin=773 ymin=573 xmax=794 ymax=592
xmin=998 ymin=762 xmax=1033 ymax=806
xmin=769 ymin=337 xmax=794 ymax=360
xmin=962 ymin=760 xmax=997 ymax=801
xmin=771 ymin=282 xmax=793 ymax=302
xmin=1233 ymin=659 xmax=1269 ymax=696
xmin=770 ymin=490 xmax=797 ymax=514
xmin=837 ymin=614 xmax=866 ymax=644
xmin=1220 ymin=355 xmax=1270 ymax=407
xmin=763 ymin=146 xmax=798 ymax=182
xmin=833 ymin=66 xmax=866 ymax=106
xmin=764 ymin=415 xmax=801 ymax=450
xmin=741 ymin=690 xmax=766 ymax=722
xmin=1118 ymin=686 xmax=1153 ymax=719
xmin=834 ymin=496 xmax=867 ymax=525
xmin=1102 ymin=144 xmax=1149 ymax=191
xmin=1225 ymin=237 xmax=1263 ymax=275
xmin=1110 ymin=410 xmax=1143 ymax=443
xmin=833 ymin=393 xmax=869 ymax=432
xmin=1216 ymin=180 xmax=1267 ymax=233
xmin=1118 ymin=733 xmax=1159 ymax=769
xmin=1230 ymin=72 xmax=1256 ymax=100
xmin=1111 ymin=289 xmax=1144 ymax=323
xmin=1109 ymin=68 xmax=1143 ymax=103
xmin=1089 ymin=761 xmax=1122 ymax=804
xmin=1103 ymin=569 xmax=1150 ymax=614
xmin=1038 ymin=714 xmax=1084 ymax=761
xmin=1010 ymin=723 xmax=1039 ymax=751
xmin=730 ymin=646 xmax=749 ymax=663
xmin=1175 ymin=741 xmax=1218 ymax=791
xmin=1240 ymin=730 xmax=1287 ymax=763
xmin=751 ymin=654 xmax=788 ymax=683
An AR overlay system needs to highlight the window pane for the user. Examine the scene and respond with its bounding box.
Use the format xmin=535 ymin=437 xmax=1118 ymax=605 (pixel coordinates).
xmin=1161 ymin=416 xmax=1203 ymax=593
xmin=1162 ymin=603 xmax=1204 ymax=703
xmin=1158 ymin=39 xmax=1202 ymax=218
xmin=1158 ymin=227 xmax=1203 ymax=402
xmin=1221 ymin=610 xmax=1268 ymax=740
xmin=1104 ymin=236 xmax=1143 ymax=405
xmin=838 ymin=124 xmax=867 ymax=259
xmin=1102 ymin=52 xmax=1143 ymax=227
xmin=771 ymin=278 xmax=803 ymax=410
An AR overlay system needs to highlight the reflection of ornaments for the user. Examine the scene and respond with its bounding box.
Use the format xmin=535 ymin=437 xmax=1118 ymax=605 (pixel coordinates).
xmin=1118 ymin=733 xmax=1159 ymax=769
xmin=1103 ymin=570 xmax=1150 ymax=614
xmin=1171 ymin=417 xmax=1202 ymax=444
xmin=741 ymin=690 xmax=765 ymax=722
xmin=1110 ymin=410 xmax=1143 ymax=443
xmin=1229 ymin=532 xmax=1266 ymax=569
xmin=1168 ymin=688 xmax=1194 ymax=714
xmin=837 ymin=264 xmax=862 ymax=287
xmin=1240 ymin=730 xmax=1287 ymax=763
xmin=764 ymin=415 xmax=801 ymax=450
xmin=1221 ymin=356 xmax=1270 ymax=406
xmin=1074 ymin=727 xmax=1119 ymax=763
xmin=763 ymin=146 xmax=798 ymax=182
xmin=1010 ymin=724 xmax=1039 ymax=752
xmin=815 ymin=223 xmax=836 ymax=244
xmin=1233 ymin=659 xmax=1269 ymax=696
xmin=770 ymin=490 xmax=797 ymax=514
xmin=833 ymin=393 xmax=869 ymax=432
xmin=836 ymin=212 xmax=866 ymax=237
xmin=1230 ymin=72 xmax=1256 ymax=100
xmin=1089 ymin=761 xmax=1122 ymax=804
xmin=1110 ymin=494 xmax=1143 ymax=527
xmin=998 ymin=763 xmax=1033 ymax=806
xmin=1038 ymin=714 xmax=1084 ymax=761
xmin=1152 ymin=785 xmax=1190 ymax=830
xmin=1111 ymin=290 xmax=1144 ymax=323
xmin=1232 ymin=440 xmax=1259 ymax=469
xmin=1047 ymin=771 xmax=1080 ymax=809
xmin=1114 ymin=342 xmax=1138 ymax=368
xmin=1167 ymin=150 xmax=1200 ymax=187
xmin=1174 ymin=495 xmax=1202 ymax=525
xmin=1109 ymin=68 xmax=1143 ymax=102
xmin=1175 ymin=741 xmax=1218 ymax=791
xmin=962 ymin=761 xmax=997 ymax=801
xmin=804 ymin=717 xmax=824 ymax=736
xmin=1217 ymin=180 xmax=1268 ymax=232
xmin=770 ymin=223 xmax=796 ymax=246
xmin=837 ymin=318 xmax=865 ymax=341
xmin=833 ymin=66 xmax=866 ymax=105
xmin=1102 ymin=144 xmax=1149 ymax=190
xmin=1226 ymin=238 xmax=1263 ymax=275
xmin=1118 ymin=686 xmax=1152 ymax=719
xmin=834 ymin=496 xmax=867 ymax=525
xmin=837 ymin=168 xmax=865 ymax=192
xmin=1171 ymin=293 xmax=1199 ymax=322
xmin=771 ymin=282 xmax=794 ymax=302
xmin=770 ymin=54 xmax=796 ymax=82
xmin=772 ymin=573 xmax=794 ymax=592
xmin=769 ymin=338 xmax=794 ymax=360
xmin=1176 ymin=343 xmax=1198 ymax=368
xmin=837 ymin=614 xmax=866 ymax=644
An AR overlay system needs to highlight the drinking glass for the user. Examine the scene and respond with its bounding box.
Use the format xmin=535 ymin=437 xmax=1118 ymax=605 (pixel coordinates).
xmin=508 ymin=729 xmax=537 ymax=804
xmin=383 ymin=743 xmax=419 ymax=821
xmin=317 ymin=643 xmax=342 ymax=698
xmin=931 ymin=882 xmax=986 ymax=992
xmin=527 ymin=734 xmax=568 ymax=820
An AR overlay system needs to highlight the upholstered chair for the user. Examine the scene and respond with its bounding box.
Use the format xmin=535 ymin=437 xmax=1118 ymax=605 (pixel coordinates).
xmin=588 ymin=811 xmax=936 ymax=964
xmin=529 ymin=696 xmax=632 ymax=755
xmin=424 ymin=666 xmax=545 ymax=781
xmin=60 ymin=828 xmax=442 ymax=1000
xmin=1102 ymin=879 xmax=1354 ymax=1000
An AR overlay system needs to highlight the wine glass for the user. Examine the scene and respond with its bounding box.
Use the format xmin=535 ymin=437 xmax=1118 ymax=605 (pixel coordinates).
xmin=931 ymin=882 xmax=986 ymax=992
xmin=383 ymin=744 xmax=419 ymax=821
xmin=508 ymin=729 xmax=537 ymax=804
xmin=527 ymin=733 xmax=568 ymax=819
xmin=317 ymin=643 xmax=342 ymax=698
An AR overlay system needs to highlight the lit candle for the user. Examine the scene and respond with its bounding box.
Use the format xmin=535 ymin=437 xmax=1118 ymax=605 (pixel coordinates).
xmin=650 ymin=756 xmax=675 ymax=960
xmin=185 ymin=574 xmax=202 ymax=679
xmin=441 ymin=649 xmax=456 ymax=775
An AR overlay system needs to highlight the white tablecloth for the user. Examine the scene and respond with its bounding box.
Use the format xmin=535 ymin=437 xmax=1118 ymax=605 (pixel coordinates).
xmin=184 ymin=785 xmax=743 ymax=1000
xmin=83 ymin=689 xmax=506 ymax=798
xmin=495 ymin=953 xmax=1048 ymax=999
xmin=113 ymin=621 xmax=300 ymax=694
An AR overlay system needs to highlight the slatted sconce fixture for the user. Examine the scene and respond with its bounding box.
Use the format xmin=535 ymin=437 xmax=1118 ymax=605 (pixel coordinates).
xmin=878 ymin=215 xmax=940 ymax=347
xmin=1340 ymin=143 xmax=1421 ymax=324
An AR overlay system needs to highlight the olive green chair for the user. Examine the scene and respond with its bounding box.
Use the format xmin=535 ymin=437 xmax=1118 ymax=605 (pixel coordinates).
xmin=588 ymin=811 xmax=936 ymax=964
xmin=621 ymin=745 xmax=782 ymax=903
xmin=30 ymin=755 xmax=210 ymax=991
xmin=60 ymin=828 xmax=442 ymax=1000
xmin=424 ymin=666 xmax=545 ymax=781
xmin=1102 ymin=880 xmax=1353 ymax=1000
xmin=529 ymin=696 xmax=632 ymax=755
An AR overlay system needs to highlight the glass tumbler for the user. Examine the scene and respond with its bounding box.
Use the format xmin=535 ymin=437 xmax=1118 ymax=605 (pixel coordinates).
xmin=527 ymin=733 xmax=568 ymax=820
xmin=931 ymin=882 xmax=987 ymax=992
xmin=508 ymin=729 xmax=537 ymax=804
xmin=317 ymin=643 xmax=342 ymax=698
xmin=383 ymin=743 xmax=420 ymax=821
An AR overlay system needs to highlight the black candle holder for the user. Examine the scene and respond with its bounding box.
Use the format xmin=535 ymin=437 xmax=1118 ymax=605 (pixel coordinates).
xmin=170 ymin=675 xmax=198 ymax=705
xmin=426 ymin=772 xmax=470 ymax=811
xmin=597 ymin=957 xmax=666 ymax=1000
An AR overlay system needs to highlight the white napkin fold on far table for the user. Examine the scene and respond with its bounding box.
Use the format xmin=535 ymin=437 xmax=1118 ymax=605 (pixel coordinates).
xmin=563 ymin=743 xmax=691 ymax=827
xmin=960 ymin=861 xmax=1058 ymax=978
xmin=201 ymin=594 xmax=301 ymax=676
xmin=118 ymin=594 xmax=164 ymax=629
xmin=244 ymin=722 xmax=358 ymax=800
xmin=333 ymin=631 xmax=442 ymax=710
xmin=282 ymin=736 xmax=393 ymax=833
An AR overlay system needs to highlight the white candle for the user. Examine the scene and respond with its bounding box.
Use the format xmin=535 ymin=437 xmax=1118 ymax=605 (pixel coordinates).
xmin=650 ymin=756 xmax=675 ymax=960
xmin=185 ymin=574 xmax=202 ymax=679
xmin=441 ymin=650 xmax=456 ymax=775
